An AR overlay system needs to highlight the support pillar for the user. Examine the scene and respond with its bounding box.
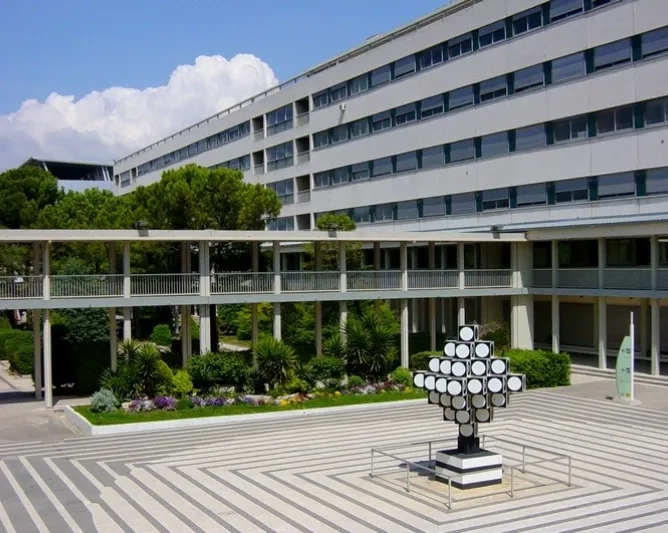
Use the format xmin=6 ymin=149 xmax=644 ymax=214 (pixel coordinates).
xmin=458 ymin=298 xmax=466 ymax=326
xmin=108 ymin=242 xmax=117 ymax=371
xmin=273 ymin=242 xmax=281 ymax=340
xmin=314 ymin=242 xmax=323 ymax=355
xmin=122 ymin=242 xmax=131 ymax=341
xmin=551 ymin=294 xmax=560 ymax=354
xmin=650 ymin=299 xmax=660 ymax=376
xmin=32 ymin=243 xmax=42 ymax=401
xmin=428 ymin=242 xmax=437 ymax=351
xmin=640 ymin=299 xmax=649 ymax=359
xmin=411 ymin=247 xmax=418 ymax=333
xmin=339 ymin=241 xmax=347 ymax=338
xmin=400 ymin=242 xmax=409 ymax=367
xmin=42 ymin=243 xmax=52 ymax=408
xmin=597 ymin=238 xmax=605 ymax=290
xmin=597 ymin=297 xmax=607 ymax=369
xmin=180 ymin=241 xmax=192 ymax=366
xmin=198 ymin=240 xmax=211 ymax=354
xmin=374 ymin=242 xmax=381 ymax=314
xmin=510 ymin=242 xmax=534 ymax=350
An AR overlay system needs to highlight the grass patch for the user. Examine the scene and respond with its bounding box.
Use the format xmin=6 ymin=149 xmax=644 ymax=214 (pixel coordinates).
xmin=219 ymin=335 xmax=251 ymax=348
xmin=75 ymin=390 xmax=426 ymax=426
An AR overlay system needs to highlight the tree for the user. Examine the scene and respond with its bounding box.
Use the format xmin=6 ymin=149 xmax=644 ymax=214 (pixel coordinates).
xmin=303 ymin=213 xmax=362 ymax=271
xmin=0 ymin=166 xmax=59 ymax=229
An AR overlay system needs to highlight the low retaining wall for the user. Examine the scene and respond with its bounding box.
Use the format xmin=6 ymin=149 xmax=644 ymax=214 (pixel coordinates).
xmin=64 ymin=398 xmax=426 ymax=436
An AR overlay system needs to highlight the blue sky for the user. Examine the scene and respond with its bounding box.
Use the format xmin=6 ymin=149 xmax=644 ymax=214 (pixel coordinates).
xmin=0 ymin=0 xmax=447 ymax=115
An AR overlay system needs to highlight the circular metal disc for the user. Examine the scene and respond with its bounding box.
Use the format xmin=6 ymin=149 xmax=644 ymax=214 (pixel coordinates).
xmin=447 ymin=380 xmax=462 ymax=396
xmin=429 ymin=391 xmax=440 ymax=404
xmin=471 ymin=360 xmax=486 ymax=376
xmin=440 ymin=360 xmax=452 ymax=374
xmin=472 ymin=394 xmax=486 ymax=408
xmin=508 ymin=376 xmax=523 ymax=392
xmin=460 ymin=327 xmax=474 ymax=341
xmin=491 ymin=393 xmax=506 ymax=407
xmin=444 ymin=342 xmax=456 ymax=357
xmin=439 ymin=394 xmax=451 ymax=407
xmin=456 ymin=410 xmax=470 ymax=424
xmin=413 ymin=373 xmax=425 ymax=388
xmin=475 ymin=409 xmax=490 ymax=422
xmin=444 ymin=408 xmax=455 ymax=421
xmin=452 ymin=396 xmax=466 ymax=410
xmin=475 ymin=343 xmax=490 ymax=357
xmin=455 ymin=344 xmax=470 ymax=359
xmin=491 ymin=359 xmax=506 ymax=374
xmin=429 ymin=358 xmax=440 ymax=372
xmin=452 ymin=362 xmax=467 ymax=377
xmin=467 ymin=378 xmax=482 ymax=394
xmin=425 ymin=375 xmax=436 ymax=391
xmin=459 ymin=424 xmax=474 ymax=437
xmin=435 ymin=377 xmax=448 ymax=393
xmin=488 ymin=377 xmax=503 ymax=393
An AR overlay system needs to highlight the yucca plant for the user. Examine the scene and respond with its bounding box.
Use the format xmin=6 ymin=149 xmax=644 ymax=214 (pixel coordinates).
xmin=254 ymin=337 xmax=297 ymax=389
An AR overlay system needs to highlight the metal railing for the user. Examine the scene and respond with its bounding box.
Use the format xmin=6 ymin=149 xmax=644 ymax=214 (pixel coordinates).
xmin=281 ymin=271 xmax=339 ymax=292
xmin=296 ymin=151 xmax=310 ymax=165
xmin=51 ymin=275 xmax=123 ymax=298
xmin=295 ymin=112 xmax=310 ymax=127
xmin=296 ymin=190 xmax=311 ymax=203
xmin=212 ymin=272 xmax=274 ymax=294
xmin=557 ymin=268 xmax=598 ymax=289
xmin=465 ymin=269 xmax=512 ymax=288
xmin=253 ymin=130 xmax=264 ymax=142
xmin=254 ymin=164 xmax=265 ymax=175
xmin=131 ymin=274 xmax=199 ymax=296
xmin=348 ymin=270 xmax=402 ymax=291
xmin=408 ymin=270 xmax=458 ymax=289
xmin=0 ymin=276 xmax=43 ymax=299
xmin=370 ymin=435 xmax=572 ymax=509
xmin=659 ymin=269 xmax=668 ymax=290
xmin=603 ymin=268 xmax=652 ymax=290
xmin=532 ymin=269 xmax=552 ymax=288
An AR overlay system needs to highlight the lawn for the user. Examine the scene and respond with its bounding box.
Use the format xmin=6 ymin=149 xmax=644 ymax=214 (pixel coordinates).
xmin=76 ymin=390 xmax=426 ymax=426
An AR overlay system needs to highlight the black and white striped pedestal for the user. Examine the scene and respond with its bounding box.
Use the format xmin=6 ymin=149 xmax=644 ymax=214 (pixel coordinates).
xmin=435 ymin=449 xmax=503 ymax=489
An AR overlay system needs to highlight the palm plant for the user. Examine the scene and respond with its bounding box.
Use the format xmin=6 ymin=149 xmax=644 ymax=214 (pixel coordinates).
xmin=254 ymin=337 xmax=297 ymax=389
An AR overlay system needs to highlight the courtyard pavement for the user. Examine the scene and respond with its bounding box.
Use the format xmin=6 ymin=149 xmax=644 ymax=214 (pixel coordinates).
xmin=0 ymin=382 xmax=667 ymax=532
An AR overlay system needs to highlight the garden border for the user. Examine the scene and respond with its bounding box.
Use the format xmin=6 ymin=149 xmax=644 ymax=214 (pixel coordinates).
xmin=65 ymin=398 xmax=426 ymax=436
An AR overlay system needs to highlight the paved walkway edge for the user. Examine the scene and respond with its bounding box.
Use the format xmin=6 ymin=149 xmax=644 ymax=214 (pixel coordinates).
xmin=64 ymin=398 xmax=427 ymax=436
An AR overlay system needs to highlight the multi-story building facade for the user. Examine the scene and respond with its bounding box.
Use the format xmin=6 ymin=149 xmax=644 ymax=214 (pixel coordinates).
xmin=112 ymin=0 xmax=668 ymax=375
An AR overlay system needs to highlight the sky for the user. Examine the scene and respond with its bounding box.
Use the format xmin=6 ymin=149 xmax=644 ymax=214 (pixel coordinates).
xmin=0 ymin=0 xmax=447 ymax=171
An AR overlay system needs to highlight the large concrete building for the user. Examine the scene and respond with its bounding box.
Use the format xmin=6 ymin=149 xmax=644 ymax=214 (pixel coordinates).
xmin=22 ymin=158 xmax=114 ymax=192
xmin=108 ymin=0 xmax=668 ymax=374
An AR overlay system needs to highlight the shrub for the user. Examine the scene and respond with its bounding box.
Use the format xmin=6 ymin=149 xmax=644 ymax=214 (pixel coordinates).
xmin=322 ymin=333 xmax=346 ymax=360
xmin=410 ymin=351 xmax=440 ymax=371
xmin=480 ymin=322 xmax=510 ymax=352
xmin=190 ymin=318 xmax=200 ymax=340
xmin=186 ymin=351 xmax=250 ymax=394
xmin=307 ymin=356 xmax=345 ymax=382
xmin=0 ymin=315 xmax=11 ymax=329
xmin=390 ymin=367 xmax=412 ymax=387
xmin=90 ymin=389 xmax=119 ymax=413
xmin=277 ymin=377 xmax=311 ymax=395
xmin=5 ymin=330 xmax=34 ymax=375
xmin=131 ymin=343 xmax=165 ymax=397
xmin=254 ymin=337 xmax=297 ymax=389
xmin=504 ymin=349 xmax=571 ymax=389
xmin=172 ymin=370 xmax=194 ymax=397
xmin=175 ymin=397 xmax=194 ymax=410
xmin=347 ymin=375 xmax=365 ymax=388
xmin=156 ymin=361 xmax=174 ymax=395
xmin=0 ymin=328 xmax=29 ymax=361
xmin=150 ymin=324 xmax=173 ymax=347
xmin=344 ymin=309 xmax=397 ymax=380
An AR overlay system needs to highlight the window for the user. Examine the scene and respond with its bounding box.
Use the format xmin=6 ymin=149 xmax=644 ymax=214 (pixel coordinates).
xmin=421 ymin=95 xmax=444 ymax=118
xmin=267 ymin=105 xmax=293 ymax=135
xmin=267 ymin=216 xmax=294 ymax=231
xmin=553 ymin=116 xmax=588 ymax=142
xmin=516 ymin=125 xmax=546 ymax=151
xmin=515 ymin=65 xmax=544 ymax=93
xmin=352 ymin=207 xmax=373 ymax=225
xmin=395 ymin=151 xmax=418 ymax=173
xmin=267 ymin=179 xmax=294 ymax=205
xmin=394 ymin=55 xmax=416 ymax=79
xmin=449 ymin=86 xmax=474 ymax=110
xmin=240 ymin=155 xmax=251 ymax=170
xmin=422 ymin=196 xmax=446 ymax=217
xmin=645 ymin=98 xmax=668 ymax=126
xmin=597 ymin=172 xmax=635 ymax=200
xmin=329 ymin=83 xmax=347 ymax=103
xmin=422 ymin=146 xmax=445 ymax=169
xmin=350 ymin=74 xmax=369 ymax=96
xmin=372 ymin=157 xmax=393 ymax=177
xmin=330 ymin=124 xmax=349 ymax=144
xmin=606 ymin=239 xmax=649 ymax=267
xmin=593 ymin=39 xmax=631 ymax=71
xmin=516 ymin=184 xmax=547 ymax=207
xmin=480 ymin=132 xmax=509 ymax=158
xmin=550 ymin=0 xmax=583 ymax=23
xmin=314 ymin=172 xmax=330 ymax=189
xmin=313 ymin=91 xmax=328 ymax=108
xmin=372 ymin=111 xmax=392 ymax=132
xmin=513 ymin=7 xmax=542 ymax=35
xmin=396 ymin=201 xmax=419 ymax=220
xmin=332 ymin=167 xmax=350 ymax=185
xmin=596 ymin=105 xmax=633 ymax=135
xmin=479 ymin=21 xmax=506 ymax=48
xmin=448 ymin=33 xmax=473 ymax=58
xmin=375 ymin=204 xmax=394 ymax=222
xmin=641 ymin=27 xmax=668 ymax=59
xmin=646 ymin=167 xmax=668 ymax=195
xmin=395 ymin=103 xmax=417 ymax=125
xmin=554 ymin=178 xmax=588 ymax=203
xmin=371 ymin=65 xmax=391 ymax=87
xmin=551 ymin=52 xmax=585 ymax=83
xmin=450 ymin=192 xmax=476 ymax=215
xmin=266 ymin=142 xmax=294 ymax=171
xmin=450 ymin=139 xmax=475 ymax=163
xmin=313 ymin=131 xmax=329 ymax=148
xmin=479 ymin=75 xmax=507 ymax=102
xmin=481 ymin=188 xmax=510 ymax=211
xmin=188 ymin=143 xmax=197 ymax=157
xmin=420 ymin=45 xmax=444 ymax=69
xmin=592 ymin=0 xmax=613 ymax=6
xmin=351 ymin=163 xmax=370 ymax=181
xmin=120 ymin=171 xmax=131 ymax=188
xmin=350 ymin=118 xmax=370 ymax=139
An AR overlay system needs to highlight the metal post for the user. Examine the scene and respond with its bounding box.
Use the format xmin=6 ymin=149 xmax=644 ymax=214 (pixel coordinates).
xmin=429 ymin=441 xmax=433 ymax=466
xmin=568 ymin=456 xmax=572 ymax=487
xmin=510 ymin=467 xmax=514 ymax=498
xmin=371 ymin=450 xmax=374 ymax=478
xmin=406 ymin=462 xmax=410 ymax=492
xmin=448 ymin=478 xmax=452 ymax=509
xmin=522 ymin=445 xmax=526 ymax=474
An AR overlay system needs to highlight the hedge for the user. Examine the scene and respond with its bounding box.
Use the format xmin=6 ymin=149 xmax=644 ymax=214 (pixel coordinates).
xmin=0 ymin=329 xmax=31 ymax=362
xmin=5 ymin=330 xmax=34 ymax=375
xmin=504 ymin=349 xmax=571 ymax=389
xmin=409 ymin=351 xmax=441 ymax=370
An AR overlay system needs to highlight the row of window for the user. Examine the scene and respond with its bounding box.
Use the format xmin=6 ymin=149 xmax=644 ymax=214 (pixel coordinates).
xmin=312 ymin=0 xmax=620 ymax=110
xmin=313 ymin=97 xmax=668 ymax=189
xmin=311 ymin=166 xmax=668 ymax=227
xmin=267 ymin=216 xmax=295 ymax=231
xmin=134 ymin=121 xmax=251 ymax=178
xmin=210 ymin=154 xmax=251 ymax=172
xmin=266 ymin=105 xmax=294 ymax=136
xmin=312 ymin=26 xmax=668 ymax=151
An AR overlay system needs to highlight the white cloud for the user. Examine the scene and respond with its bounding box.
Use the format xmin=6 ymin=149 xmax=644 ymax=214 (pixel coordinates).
xmin=0 ymin=54 xmax=278 ymax=171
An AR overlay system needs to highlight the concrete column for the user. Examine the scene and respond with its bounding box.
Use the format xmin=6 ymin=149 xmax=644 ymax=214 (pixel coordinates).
xmin=251 ymin=242 xmax=259 ymax=356
xmin=32 ymin=243 xmax=42 ymax=401
xmin=198 ymin=240 xmax=211 ymax=353
xmin=597 ymin=238 xmax=605 ymax=290
xmin=640 ymin=299 xmax=649 ymax=359
xmin=457 ymin=242 xmax=465 ymax=290
xmin=458 ymin=298 xmax=466 ymax=326
xmin=400 ymin=242 xmax=409 ymax=367
xmin=551 ymin=240 xmax=558 ymax=288
xmin=428 ymin=242 xmax=437 ymax=351
xmin=374 ymin=242 xmax=381 ymax=314
xmin=551 ymin=295 xmax=560 ymax=354
xmin=651 ymin=235 xmax=658 ymax=290
xmin=650 ymin=299 xmax=660 ymax=376
xmin=339 ymin=241 xmax=347 ymax=338
xmin=42 ymin=243 xmax=52 ymax=408
xmin=108 ymin=243 xmax=117 ymax=371
xmin=314 ymin=242 xmax=323 ymax=355
xmin=122 ymin=242 xmax=131 ymax=341
xmin=273 ymin=242 xmax=281 ymax=340
xmin=510 ymin=242 xmax=534 ymax=349
xmin=180 ymin=241 xmax=192 ymax=366
xmin=597 ymin=297 xmax=607 ymax=369
xmin=411 ymin=247 xmax=418 ymax=333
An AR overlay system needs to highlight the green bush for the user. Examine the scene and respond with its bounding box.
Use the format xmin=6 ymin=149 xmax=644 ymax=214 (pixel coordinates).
xmin=322 ymin=332 xmax=346 ymax=360
xmin=150 ymin=324 xmax=173 ymax=347
xmin=344 ymin=309 xmax=397 ymax=380
xmin=172 ymin=370 xmax=193 ymax=397
xmin=409 ymin=351 xmax=440 ymax=370
xmin=504 ymin=349 xmax=571 ymax=389
xmin=307 ymin=356 xmax=345 ymax=382
xmin=5 ymin=330 xmax=33 ymax=375
xmin=390 ymin=367 xmax=412 ymax=387
xmin=175 ymin=397 xmax=194 ymax=410
xmin=186 ymin=351 xmax=250 ymax=394
xmin=480 ymin=322 xmax=510 ymax=351
xmin=347 ymin=375 xmax=365 ymax=388
xmin=90 ymin=389 xmax=119 ymax=413
xmin=277 ymin=377 xmax=311 ymax=395
xmin=0 ymin=315 xmax=11 ymax=329
xmin=0 ymin=328 xmax=29 ymax=361
xmin=254 ymin=337 xmax=297 ymax=389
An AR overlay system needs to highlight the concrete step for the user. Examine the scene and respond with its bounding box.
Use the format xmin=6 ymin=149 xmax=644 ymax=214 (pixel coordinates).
xmin=571 ymin=364 xmax=668 ymax=386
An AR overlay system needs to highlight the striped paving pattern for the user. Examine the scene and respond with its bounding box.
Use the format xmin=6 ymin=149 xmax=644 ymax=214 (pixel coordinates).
xmin=1 ymin=391 xmax=667 ymax=532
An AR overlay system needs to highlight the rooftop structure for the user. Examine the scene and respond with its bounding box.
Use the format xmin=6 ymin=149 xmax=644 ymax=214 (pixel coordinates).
xmin=22 ymin=157 xmax=114 ymax=192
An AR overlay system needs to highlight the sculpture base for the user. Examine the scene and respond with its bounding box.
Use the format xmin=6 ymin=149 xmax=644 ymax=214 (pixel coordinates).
xmin=435 ymin=449 xmax=503 ymax=489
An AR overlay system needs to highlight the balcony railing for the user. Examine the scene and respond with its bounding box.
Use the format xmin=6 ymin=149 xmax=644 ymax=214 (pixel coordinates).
xmin=295 ymin=112 xmax=310 ymax=127
xmin=131 ymin=274 xmax=198 ymax=297
xmin=296 ymin=152 xmax=310 ymax=165
xmin=212 ymin=272 xmax=274 ymax=294
xmin=253 ymin=130 xmax=264 ymax=142
xmin=296 ymin=190 xmax=311 ymax=203
xmin=659 ymin=269 xmax=668 ymax=290
xmin=281 ymin=271 xmax=339 ymax=292
xmin=532 ymin=269 xmax=552 ymax=288
xmin=603 ymin=269 xmax=652 ymax=291
xmin=0 ymin=276 xmax=43 ymax=299
xmin=348 ymin=271 xmax=402 ymax=291
xmin=254 ymin=164 xmax=265 ymax=175
xmin=408 ymin=270 xmax=458 ymax=289
xmin=533 ymin=268 xmax=668 ymax=291
xmin=465 ymin=269 xmax=513 ymax=288
xmin=558 ymin=269 xmax=598 ymax=289
xmin=51 ymin=275 xmax=124 ymax=298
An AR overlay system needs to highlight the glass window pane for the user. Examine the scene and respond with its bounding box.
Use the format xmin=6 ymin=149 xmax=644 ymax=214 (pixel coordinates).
xmin=550 ymin=0 xmax=583 ymax=22
xmin=350 ymin=118 xmax=370 ymax=138
xmin=597 ymin=172 xmax=635 ymax=199
xmin=420 ymin=45 xmax=444 ymax=69
xmin=481 ymin=132 xmax=509 ymax=158
xmin=642 ymin=27 xmax=668 ymax=59
xmin=646 ymin=167 xmax=668 ymax=195
xmin=450 ymin=86 xmax=474 ymax=110
xmin=395 ymin=103 xmax=417 ymax=125
xmin=481 ymin=188 xmax=510 ymax=211
xmin=571 ymin=116 xmax=588 ymax=140
xmin=350 ymin=75 xmax=369 ymax=95
xmin=396 ymin=201 xmax=419 ymax=220
xmin=353 ymin=207 xmax=372 ymax=224
xmin=515 ymin=65 xmax=544 ymax=93
xmin=372 ymin=157 xmax=393 ymax=177
xmin=421 ymin=95 xmax=444 ymax=118
xmin=516 ymin=125 xmax=546 ymax=151
xmin=555 ymin=178 xmax=588 ymax=203
xmin=552 ymin=52 xmax=585 ymax=83
xmin=450 ymin=192 xmax=476 ymax=215
xmin=516 ymin=183 xmax=546 ymax=207
xmin=394 ymin=55 xmax=416 ymax=78
xmin=372 ymin=111 xmax=392 ymax=132
xmin=314 ymin=172 xmax=330 ymax=188
xmin=351 ymin=163 xmax=369 ymax=181
xmin=479 ymin=75 xmax=507 ymax=102
xmin=314 ymin=131 xmax=329 ymax=148
xmin=513 ymin=7 xmax=542 ymax=35
xmin=594 ymin=39 xmax=632 ymax=71
xmin=313 ymin=91 xmax=328 ymax=108
xmin=450 ymin=139 xmax=475 ymax=162
xmin=395 ymin=151 xmax=418 ymax=173
xmin=329 ymin=84 xmax=347 ymax=102
xmin=376 ymin=203 xmax=394 ymax=222
xmin=371 ymin=65 xmax=391 ymax=87
xmin=479 ymin=21 xmax=506 ymax=48
xmin=330 ymin=125 xmax=348 ymax=144
xmin=645 ymin=98 xmax=667 ymax=125
xmin=448 ymin=33 xmax=473 ymax=58
xmin=422 ymin=146 xmax=445 ymax=169
xmin=423 ymin=196 xmax=446 ymax=217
